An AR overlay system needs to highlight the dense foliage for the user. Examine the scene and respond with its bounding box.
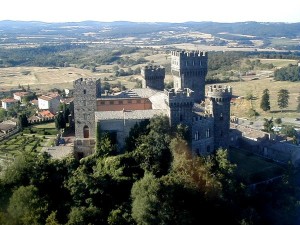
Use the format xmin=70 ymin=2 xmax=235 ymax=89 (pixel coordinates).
xmin=274 ymin=65 xmax=300 ymax=81
xmin=0 ymin=115 xmax=299 ymax=225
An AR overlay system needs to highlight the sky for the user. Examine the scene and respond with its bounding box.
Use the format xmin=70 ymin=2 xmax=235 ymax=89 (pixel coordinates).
xmin=1 ymin=0 xmax=300 ymax=23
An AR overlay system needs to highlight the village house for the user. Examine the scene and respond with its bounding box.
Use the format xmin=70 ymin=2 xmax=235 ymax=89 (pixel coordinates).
xmin=1 ymin=98 xmax=19 ymax=110
xmin=13 ymin=91 xmax=30 ymax=102
xmin=38 ymin=93 xmax=60 ymax=114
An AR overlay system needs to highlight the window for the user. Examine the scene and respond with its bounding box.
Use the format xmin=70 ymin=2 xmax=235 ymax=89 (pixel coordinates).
xmin=83 ymin=114 xmax=87 ymax=120
xmin=195 ymin=131 xmax=199 ymax=140
xmin=83 ymin=100 xmax=86 ymax=106
xmin=206 ymin=129 xmax=210 ymax=138
xmin=207 ymin=145 xmax=210 ymax=152
xmin=83 ymin=125 xmax=89 ymax=138
xmin=220 ymin=113 xmax=223 ymax=121
xmin=83 ymin=89 xmax=86 ymax=94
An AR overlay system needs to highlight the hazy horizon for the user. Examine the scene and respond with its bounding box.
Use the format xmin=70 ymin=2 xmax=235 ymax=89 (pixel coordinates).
xmin=1 ymin=0 xmax=299 ymax=24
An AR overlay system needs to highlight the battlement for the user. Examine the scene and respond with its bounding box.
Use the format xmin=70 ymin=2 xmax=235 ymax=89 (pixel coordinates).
xmin=73 ymin=78 xmax=100 ymax=86
xmin=165 ymin=88 xmax=194 ymax=106
xmin=206 ymin=85 xmax=232 ymax=99
xmin=171 ymin=50 xmax=208 ymax=58
xmin=141 ymin=65 xmax=165 ymax=78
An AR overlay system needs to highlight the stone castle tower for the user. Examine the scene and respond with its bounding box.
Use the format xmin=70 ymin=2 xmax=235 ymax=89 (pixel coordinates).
xmin=165 ymin=88 xmax=194 ymax=128
xmin=206 ymin=85 xmax=232 ymax=149
xmin=73 ymin=78 xmax=101 ymax=155
xmin=141 ymin=65 xmax=165 ymax=91
xmin=171 ymin=50 xmax=208 ymax=103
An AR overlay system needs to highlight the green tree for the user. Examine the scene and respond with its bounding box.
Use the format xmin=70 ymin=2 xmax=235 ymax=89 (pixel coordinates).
xmin=55 ymin=111 xmax=66 ymax=130
xmin=260 ymin=88 xmax=270 ymax=111
xmin=7 ymin=185 xmax=48 ymax=225
xmin=45 ymin=211 xmax=61 ymax=225
xmin=0 ymin=108 xmax=7 ymax=121
xmin=297 ymin=93 xmax=300 ymax=113
xmin=263 ymin=117 xmax=274 ymax=133
xmin=281 ymin=125 xmax=297 ymax=138
xmin=18 ymin=113 xmax=28 ymax=129
xmin=131 ymin=173 xmax=161 ymax=225
xmin=67 ymin=206 xmax=103 ymax=225
xmin=277 ymin=89 xmax=290 ymax=112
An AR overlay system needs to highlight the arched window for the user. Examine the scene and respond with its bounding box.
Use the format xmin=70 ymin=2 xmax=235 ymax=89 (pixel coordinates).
xmin=83 ymin=125 xmax=89 ymax=138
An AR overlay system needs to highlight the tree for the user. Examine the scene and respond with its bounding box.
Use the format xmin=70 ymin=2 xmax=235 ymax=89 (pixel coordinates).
xmin=260 ymin=88 xmax=270 ymax=111
xmin=55 ymin=112 xmax=66 ymax=130
xmin=0 ymin=108 xmax=7 ymax=121
xmin=263 ymin=117 xmax=274 ymax=133
xmin=277 ymin=89 xmax=290 ymax=112
xmin=7 ymin=185 xmax=48 ymax=225
xmin=297 ymin=93 xmax=300 ymax=113
xmin=18 ymin=113 xmax=29 ymax=129
xmin=131 ymin=173 xmax=161 ymax=225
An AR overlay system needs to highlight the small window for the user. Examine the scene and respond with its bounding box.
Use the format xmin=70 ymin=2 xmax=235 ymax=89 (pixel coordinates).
xmin=83 ymin=89 xmax=86 ymax=94
xmin=83 ymin=125 xmax=89 ymax=138
xmin=207 ymin=146 xmax=210 ymax=152
xmin=101 ymin=101 xmax=105 ymax=105
xmin=195 ymin=131 xmax=199 ymax=141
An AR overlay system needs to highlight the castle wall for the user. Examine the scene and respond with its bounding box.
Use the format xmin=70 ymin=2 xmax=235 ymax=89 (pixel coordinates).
xmin=192 ymin=115 xmax=215 ymax=155
xmin=165 ymin=88 xmax=194 ymax=127
xmin=97 ymin=98 xmax=152 ymax=111
xmin=99 ymin=118 xmax=149 ymax=150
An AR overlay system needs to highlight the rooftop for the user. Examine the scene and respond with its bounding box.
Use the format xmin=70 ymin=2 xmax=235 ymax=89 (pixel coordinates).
xmin=95 ymin=109 xmax=168 ymax=120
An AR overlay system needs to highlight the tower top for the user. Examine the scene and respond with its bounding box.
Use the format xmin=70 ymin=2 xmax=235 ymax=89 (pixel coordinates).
xmin=73 ymin=78 xmax=100 ymax=86
xmin=206 ymin=85 xmax=232 ymax=99
xmin=171 ymin=50 xmax=208 ymax=58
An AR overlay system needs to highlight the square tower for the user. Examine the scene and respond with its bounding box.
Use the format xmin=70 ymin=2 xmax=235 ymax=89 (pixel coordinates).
xmin=171 ymin=50 xmax=208 ymax=103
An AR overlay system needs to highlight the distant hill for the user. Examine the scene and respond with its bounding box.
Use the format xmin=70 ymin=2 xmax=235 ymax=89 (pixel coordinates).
xmin=1 ymin=20 xmax=300 ymax=37
xmin=0 ymin=20 xmax=299 ymax=50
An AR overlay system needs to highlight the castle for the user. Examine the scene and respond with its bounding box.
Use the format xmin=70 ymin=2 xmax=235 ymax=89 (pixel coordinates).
xmin=73 ymin=50 xmax=232 ymax=157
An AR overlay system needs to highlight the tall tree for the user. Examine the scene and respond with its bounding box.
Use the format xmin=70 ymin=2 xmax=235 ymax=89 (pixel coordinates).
xmin=277 ymin=89 xmax=290 ymax=112
xmin=18 ymin=113 xmax=28 ymax=129
xmin=260 ymin=88 xmax=271 ymax=111
xmin=297 ymin=92 xmax=300 ymax=113
xmin=54 ymin=112 xmax=66 ymax=130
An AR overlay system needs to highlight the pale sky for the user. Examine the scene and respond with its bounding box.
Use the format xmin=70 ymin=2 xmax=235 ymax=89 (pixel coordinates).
xmin=1 ymin=0 xmax=300 ymax=23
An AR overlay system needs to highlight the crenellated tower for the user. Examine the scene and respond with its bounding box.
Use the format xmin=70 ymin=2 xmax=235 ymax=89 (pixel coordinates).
xmin=165 ymin=88 xmax=194 ymax=128
xmin=141 ymin=65 xmax=165 ymax=91
xmin=206 ymin=84 xmax=232 ymax=150
xmin=73 ymin=78 xmax=101 ymax=157
xmin=171 ymin=50 xmax=208 ymax=103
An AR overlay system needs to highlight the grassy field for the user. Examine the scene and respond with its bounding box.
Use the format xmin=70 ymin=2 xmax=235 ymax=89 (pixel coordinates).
xmin=218 ymin=78 xmax=300 ymax=119
xmin=228 ymin=147 xmax=285 ymax=184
